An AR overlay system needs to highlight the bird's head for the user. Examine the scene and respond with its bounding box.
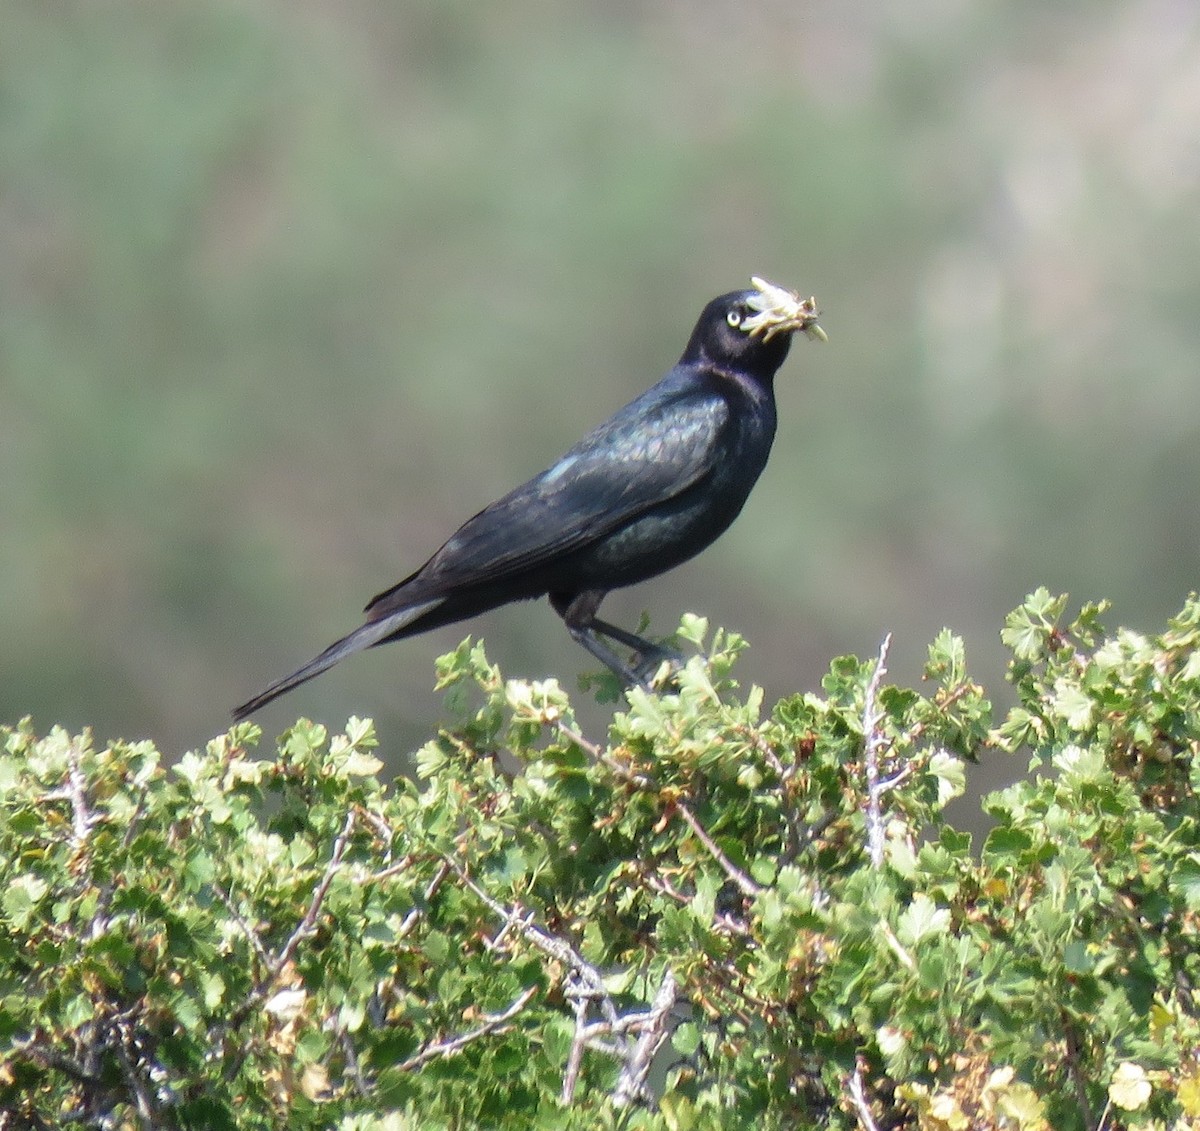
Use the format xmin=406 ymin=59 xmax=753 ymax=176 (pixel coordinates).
xmin=682 ymin=277 xmax=826 ymax=378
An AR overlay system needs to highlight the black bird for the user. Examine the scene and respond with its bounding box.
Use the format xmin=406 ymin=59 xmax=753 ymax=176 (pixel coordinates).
xmin=233 ymin=278 xmax=824 ymax=719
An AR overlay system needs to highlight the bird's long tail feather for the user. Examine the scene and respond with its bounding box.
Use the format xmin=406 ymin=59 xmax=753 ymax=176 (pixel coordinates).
xmin=232 ymin=599 xmax=441 ymax=720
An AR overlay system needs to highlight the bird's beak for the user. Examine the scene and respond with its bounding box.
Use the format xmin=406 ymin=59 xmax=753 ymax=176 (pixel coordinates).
xmin=744 ymin=276 xmax=828 ymax=343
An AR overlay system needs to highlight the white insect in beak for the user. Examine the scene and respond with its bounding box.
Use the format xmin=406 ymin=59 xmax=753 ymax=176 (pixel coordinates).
xmin=742 ymin=276 xmax=827 ymax=343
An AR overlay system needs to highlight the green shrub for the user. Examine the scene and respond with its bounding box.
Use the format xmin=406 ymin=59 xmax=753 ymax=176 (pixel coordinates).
xmin=4 ymin=593 xmax=1200 ymax=1129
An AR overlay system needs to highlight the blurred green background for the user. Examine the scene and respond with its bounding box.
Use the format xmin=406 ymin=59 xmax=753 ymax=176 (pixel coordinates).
xmin=3 ymin=0 xmax=1199 ymax=764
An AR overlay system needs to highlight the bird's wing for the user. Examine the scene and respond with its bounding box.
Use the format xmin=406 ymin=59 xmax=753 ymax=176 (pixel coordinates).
xmin=364 ymin=372 xmax=728 ymax=615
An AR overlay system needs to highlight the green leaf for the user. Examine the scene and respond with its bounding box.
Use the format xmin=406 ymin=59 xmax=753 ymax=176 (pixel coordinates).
xmin=982 ymin=824 xmax=1032 ymax=859
xmin=925 ymin=629 xmax=967 ymax=683
xmin=1051 ymin=680 xmax=1094 ymax=730
xmin=1062 ymin=939 xmax=1092 ymax=974
xmin=677 ymin=614 xmax=709 ymax=649
xmin=896 ymin=894 xmax=950 ymax=947
xmin=691 ymin=872 xmax=718 ymax=926
xmin=661 ymin=1092 xmax=698 ymax=1131
xmin=1170 ymin=855 xmax=1200 ymax=911
xmin=928 ymin=750 xmax=966 ymax=806
xmin=673 ymin=1021 xmax=702 ymax=1056
xmin=1001 ymin=588 xmax=1068 ymax=660
xmin=1 ymin=875 xmax=48 ymax=930
xmin=750 ymin=856 xmax=777 ymax=886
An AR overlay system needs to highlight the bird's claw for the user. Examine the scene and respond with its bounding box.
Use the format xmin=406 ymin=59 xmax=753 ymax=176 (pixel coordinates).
xmin=629 ymin=643 xmax=686 ymax=690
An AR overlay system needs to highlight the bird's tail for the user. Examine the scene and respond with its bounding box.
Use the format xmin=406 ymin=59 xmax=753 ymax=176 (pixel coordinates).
xmin=231 ymin=599 xmax=442 ymax=721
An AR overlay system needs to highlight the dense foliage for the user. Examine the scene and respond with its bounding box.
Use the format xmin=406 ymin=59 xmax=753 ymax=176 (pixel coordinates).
xmin=5 ymin=593 xmax=1200 ymax=1128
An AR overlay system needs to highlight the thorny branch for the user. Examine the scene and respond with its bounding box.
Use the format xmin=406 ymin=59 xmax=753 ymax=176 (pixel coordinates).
xmin=52 ymin=734 xmax=96 ymax=851
xmin=274 ymin=809 xmax=358 ymax=976
xmin=612 ymin=969 xmax=677 ymax=1108
xmin=397 ymin=860 xmax=452 ymax=941
xmin=222 ymin=809 xmax=359 ymax=1046
xmin=737 ymin=724 xmax=809 ymax=857
xmin=674 ymin=801 xmax=761 ymax=897
xmin=1062 ymin=1008 xmax=1097 ymax=1131
xmin=561 ymin=973 xmax=597 ymax=1104
xmin=443 ymin=851 xmax=678 ymax=1109
xmin=206 ymin=808 xmax=362 ymax=1089
xmin=112 ymin=1016 xmax=169 ymax=1128
xmin=562 ymin=968 xmax=679 ymax=1106
xmin=212 ymin=884 xmax=271 ymax=966
xmin=42 ymin=738 xmax=114 ymax=950
xmin=441 ymin=855 xmax=618 ymax=1025
xmin=847 ymin=1063 xmax=881 ymax=1131
xmin=400 ymin=986 xmax=538 ymax=1071
xmin=559 ymin=720 xmax=760 ymax=896
xmin=862 ymin=633 xmax=892 ymax=869
xmin=556 ymin=721 xmax=653 ymax=789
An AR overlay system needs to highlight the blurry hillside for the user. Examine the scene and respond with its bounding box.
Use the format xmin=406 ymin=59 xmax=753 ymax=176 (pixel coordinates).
xmin=3 ymin=0 xmax=1200 ymax=772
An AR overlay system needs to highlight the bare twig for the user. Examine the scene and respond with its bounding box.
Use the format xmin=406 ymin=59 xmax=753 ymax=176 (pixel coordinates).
xmin=357 ymin=807 xmax=393 ymax=843
xmin=400 ymin=986 xmax=537 ymax=1071
xmin=640 ymin=868 xmax=690 ymax=906
xmin=561 ymin=973 xmax=595 ymax=1103
xmin=441 ymin=855 xmax=618 ymax=1025
xmin=713 ymin=911 xmax=753 ymax=938
xmin=907 ymin=681 xmax=975 ymax=743
xmin=396 ymin=860 xmax=451 ymax=941
xmin=63 ymin=735 xmax=95 ymax=849
xmin=741 ymin=724 xmax=792 ymax=783
xmin=561 ymin=717 xmax=759 ymax=896
xmin=225 ymin=809 xmax=358 ymax=1035
xmin=878 ymin=920 xmax=915 ymax=971
xmin=211 ymin=884 xmax=270 ymax=966
xmin=445 ymin=852 xmax=684 ymax=1110
xmin=448 ymin=860 xmax=624 ymax=1105
xmin=484 ymin=914 xmax=519 ymax=954
xmin=339 ymin=1032 xmax=371 ymax=1097
xmin=41 ymin=738 xmax=105 ymax=927
xmin=675 ymin=801 xmax=761 ymax=897
xmin=740 ymin=725 xmax=812 ymax=861
xmin=12 ymin=1037 xmax=101 ymax=1086
xmin=371 ymin=858 xmax=415 ymax=884
xmin=1061 ymin=1010 xmax=1096 ymax=1130
xmin=112 ymin=1016 xmax=171 ymax=1128
xmin=563 ymin=971 xmax=680 ymax=1105
xmin=213 ymin=810 xmax=360 ymax=1087
xmin=862 ymin=634 xmax=893 ymax=869
xmin=612 ymin=969 xmax=677 ymax=1108
xmin=847 ymin=1064 xmax=880 ymax=1131
xmin=877 ymin=764 xmax=915 ymax=794
xmin=556 ymin=722 xmax=654 ymax=789
xmin=272 ymin=809 xmax=357 ymax=977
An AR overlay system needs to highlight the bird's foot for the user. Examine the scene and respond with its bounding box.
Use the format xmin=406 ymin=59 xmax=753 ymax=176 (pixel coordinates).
xmin=628 ymin=642 xmax=686 ymax=690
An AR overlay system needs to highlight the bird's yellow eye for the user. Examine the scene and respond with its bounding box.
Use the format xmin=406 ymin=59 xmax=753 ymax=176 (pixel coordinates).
xmin=726 ymin=309 xmax=742 ymax=328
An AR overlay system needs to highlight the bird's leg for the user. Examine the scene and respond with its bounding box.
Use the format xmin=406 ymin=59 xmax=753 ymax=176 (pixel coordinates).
xmin=571 ymin=625 xmax=649 ymax=687
xmin=551 ymin=591 xmax=681 ymax=688
xmin=587 ymin=617 xmax=685 ymax=676
xmin=552 ymin=590 xmax=646 ymax=686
